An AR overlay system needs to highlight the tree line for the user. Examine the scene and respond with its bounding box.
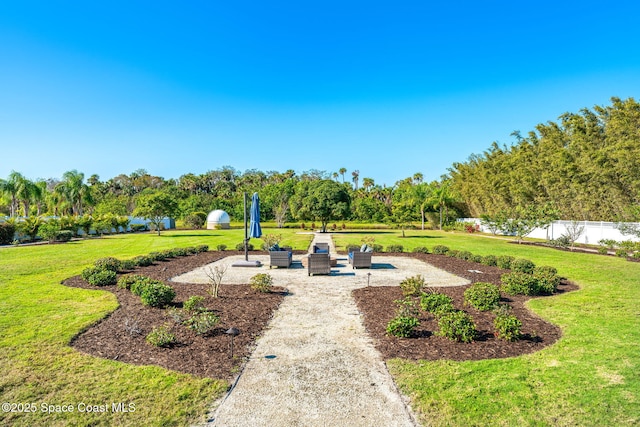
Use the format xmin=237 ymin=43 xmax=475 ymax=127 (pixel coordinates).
xmin=449 ymin=97 xmax=640 ymax=222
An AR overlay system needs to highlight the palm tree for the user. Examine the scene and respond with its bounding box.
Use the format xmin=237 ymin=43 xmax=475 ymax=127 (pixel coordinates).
xmin=15 ymin=177 xmax=42 ymax=217
xmin=362 ymin=177 xmax=374 ymax=191
xmin=1 ymin=171 xmax=28 ymax=217
xmin=332 ymin=172 xmax=339 ymax=182
xmin=55 ymin=170 xmax=93 ymax=216
xmin=339 ymin=168 xmax=347 ymax=183
xmin=351 ymin=170 xmax=360 ymax=190
xmin=429 ymin=182 xmax=456 ymax=230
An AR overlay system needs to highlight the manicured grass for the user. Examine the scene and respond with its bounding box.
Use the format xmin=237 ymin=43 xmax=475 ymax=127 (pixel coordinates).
xmin=0 ymin=229 xmax=313 ymax=426
xmin=335 ymin=229 xmax=640 ymax=426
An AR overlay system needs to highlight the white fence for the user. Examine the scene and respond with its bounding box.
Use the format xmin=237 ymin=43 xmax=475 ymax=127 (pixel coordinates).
xmin=459 ymin=218 xmax=640 ymax=245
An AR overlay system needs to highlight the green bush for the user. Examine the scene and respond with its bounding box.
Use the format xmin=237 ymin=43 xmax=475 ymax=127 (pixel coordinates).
xmin=38 ymin=221 xmax=61 ymax=243
xmin=117 ymin=274 xmax=149 ymax=290
xmin=86 ymin=269 xmax=117 ymax=287
xmin=371 ymin=244 xmax=383 ymax=252
xmin=185 ymin=246 xmax=198 ymax=255
xmin=130 ymin=223 xmax=148 ymax=232
xmin=456 ymin=251 xmax=473 ymax=261
xmin=130 ymin=277 xmax=163 ymax=296
xmin=81 ymin=266 xmax=103 ymax=282
xmin=184 ymin=311 xmax=219 ymax=335
xmin=386 ymin=244 xmax=404 ymax=253
xmin=464 ymin=282 xmax=500 ymax=311
xmin=471 ymin=254 xmax=484 ymax=263
xmin=496 ymin=255 xmax=515 ymax=270
xmin=56 ymin=230 xmax=74 ymax=242
xmin=94 ymin=257 xmax=121 ymax=272
xmin=170 ymin=247 xmax=188 ymax=257
xmin=235 ymin=242 xmax=254 ymax=251
xmin=386 ymin=316 xmax=419 ymax=338
xmin=183 ymin=295 xmax=206 ymax=312
xmin=196 ymin=245 xmax=209 ymax=253
xmin=494 ymin=307 xmax=522 ymax=341
xmin=597 ymin=246 xmax=609 ymax=255
xmin=447 ymin=250 xmax=460 ymax=258
xmin=549 ymin=235 xmax=571 ymax=249
xmin=533 ymin=266 xmax=561 ymax=294
xmin=132 ymin=255 xmax=154 ymax=267
xmin=159 ymin=249 xmax=175 ymax=259
xmin=412 ymin=246 xmax=430 ymax=254
xmin=615 ymin=249 xmax=628 ymax=258
xmin=420 ymin=292 xmax=454 ymax=316
xmin=432 ymin=245 xmax=450 ymax=255
xmin=510 ymin=258 xmax=536 ymax=274
xmin=140 ymin=283 xmax=176 ymax=308
xmin=216 ymin=244 xmax=227 ymax=251
xmin=184 ymin=213 xmax=206 ymax=229
xmin=437 ymin=310 xmax=477 ymax=342
xmin=501 ymin=272 xmax=540 ymax=296
xmin=481 ymin=255 xmax=498 ymax=266
xmin=0 ymin=222 xmax=16 ymax=245
xmin=250 ymin=273 xmax=274 ymax=293
xmin=146 ymin=325 xmax=176 ymax=347
xmin=399 ymin=275 xmax=425 ymax=297
xmin=148 ymin=251 xmax=167 ymax=261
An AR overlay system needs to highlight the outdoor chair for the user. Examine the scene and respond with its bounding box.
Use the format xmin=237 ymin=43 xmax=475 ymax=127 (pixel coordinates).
xmin=348 ymin=251 xmax=372 ymax=269
xmin=269 ymin=248 xmax=292 ymax=269
xmin=307 ymin=252 xmax=331 ymax=276
xmin=313 ymin=243 xmax=330 ymax=253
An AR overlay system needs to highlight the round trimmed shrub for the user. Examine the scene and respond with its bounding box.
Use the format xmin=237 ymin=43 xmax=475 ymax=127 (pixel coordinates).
xmin=446 ymin=249 xmax=459 ymax=258
xmin=130 ymin=277 xmax=162 ymax=296
xmin=436 ymin=310 xmax=477 ymax=343
xmin=533 ymin=266 xmax=560 ymax=294
xmin=140 ymin=283 xmax=176 ymax=308
xmin=86 ymin=269 xmax=117 ymax=287
xmin=511 ymin=258 xmax=536 ymax=274
xmin=481 ymin=255 xmax=497 ymax=266
xmin=464 ymin=282 xmax=500 ymax=311
xmin=386 ymin=244 xmax=404 ymax=253
xmin=81 ymin=266 xmax=103 ymax=282
xmin=148 ymin=251 xmax=167 ymax=261
xmin=185 ymin=246 xmax=198 ymax=255
xmin=420 ymin=292 xmax=454 ymax=316
xmin=196 ymin=245 xmax=209 ymax=253
xmin=216 ymin=244 xmax=227 ymax=251
xmin=132 ymin=255 xmax=154 ymax=267
xmin=184 ymin=213 xmax=206 ymax=229
xmin=146 ymin=325 xmax=176 ymax=347
xmin=117 ymin=274 xmax=148 ymax=290
xmin=250 ymin=273 xmax=274 ymax=293
xmin=171 ymin=247 xmax=189 ymax=257
xmin=432 ymin=245 xmax=450 ymax=255
xmin=496 ymin=255 xmax=515 ymax=270
xmin=494 ymin=312 xmax=522 ymax=341
xmin=184 ymin=311 xmax=219 ymax=335
xmin=412 ymin=246 xmax=430 ymax=254
xmin=183 ymin=295 xmax=206 ymax=312
xmin=0 ymin=222 xmax=16 ymax=245
xmin=94 ymin=257 xmax=121 ymax=272
xmin=235 ymin=242 xmax=254 ymax=251
xmin=501 ymin=272 xmax=540 ymax=296
xmin=386 ymin=315 xmax=419 ymax=338
xmin=471 ymin=254 xmax=484 ymax=263
xmin=456 ymin=250 xmax=473 ymax=261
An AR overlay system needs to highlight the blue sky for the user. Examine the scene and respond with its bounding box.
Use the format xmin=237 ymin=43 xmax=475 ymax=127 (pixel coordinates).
xmin=1 ymin=1 xmax=639 ymax=187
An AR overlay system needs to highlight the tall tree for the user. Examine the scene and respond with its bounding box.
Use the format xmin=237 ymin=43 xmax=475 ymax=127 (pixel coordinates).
xmin=55 ymin=170 xmax=93 ymax=216
xmin=290 ymin=179 xmax=350 ymax=232
xmin=133 ymin=191 xmax=178 ymax=236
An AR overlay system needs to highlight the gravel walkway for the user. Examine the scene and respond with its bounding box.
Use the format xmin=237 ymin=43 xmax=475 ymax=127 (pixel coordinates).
xmin=174 ymin=233 xmax=468 ymax=427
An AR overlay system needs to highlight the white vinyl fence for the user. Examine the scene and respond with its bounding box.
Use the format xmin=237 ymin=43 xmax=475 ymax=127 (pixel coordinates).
xmin=459 ymin=218 xmax=640 ymax=245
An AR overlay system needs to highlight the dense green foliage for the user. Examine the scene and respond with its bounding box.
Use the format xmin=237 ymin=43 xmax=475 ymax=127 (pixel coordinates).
xmin=463 ymin=282 xmax=500 ymax=311
xmin=450 ymin=97 xmax=640 ymax=220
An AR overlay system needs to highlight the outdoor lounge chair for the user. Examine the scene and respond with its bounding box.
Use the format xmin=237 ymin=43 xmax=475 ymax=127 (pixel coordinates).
xmin=269 ymin=248 xmax=292 ymax=269
xmin=308 ymin=252 xmax=331 ymax=276
xmin=348 ymin=251 xmax=372 ymax=269
xmin=313 ymin=243 xmax=330 ymax=253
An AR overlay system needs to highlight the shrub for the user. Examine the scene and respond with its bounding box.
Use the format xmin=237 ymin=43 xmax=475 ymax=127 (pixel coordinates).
xmin=549 ymin=235 xmax=571 ymax=249
xmin=146 ymin=325 xmax=176 ymax=347
xmin=235 ymin=242 xmax=254 ymax=251
xmin=496 ymin=255 xmax=515 ymax=270
xmin=446 ymin=250 xmax=459 ymax=258
xmin=494 ymin=310 xmax=522 ymax=341
xmin=456 ymin=251 xmax=473 ymax=261
xmin=432 ymin=245 xmax=450 ymax=255
xmin=140 ymin=283 xmax=176 ymax=308
xmin=159 ymin=249 xmax=175 ymax=259
xmin=510 ymin=258 xmax=536 ymax=274
xmin=86 ymin=269 xmax=117 ymax=287
xmin=420 ymin=292 xmax=454 ymax=316
xmin=216 ymin=244 xmax=227 ymax=251
xmin=117 ymin=274 xmax=149 ymax=290
xmin=386 ymin=316 xmax=419 ymax=338
xmin=471 ymin=254 xmax=484 ymax=263
xmin=94 ymin=257 xmax=121 ymax=272
xmin=148 ymin=251 xmax=167 ymax=261
xmin=184 ymin=212 xmax=206 ymax=229
xmin=196 ymin=245 xmax=209 ymax=253
xmin=464 ymin=282 xmax=500 ymax=311
xmin=412 ymin=246 xmax=430 ymax=254
xmin=81 ymin=266 xmax=103 ymax=281
xmin=171 ymin=247 xmax=188 ymax=257
xmin=533 ymin=266 xmax=560 ymax=294
xmin=386 ymin=244 xmax=404 ymax=253
xmin=183 ymin=295 xmax=206 ymax=312
xmin=399 ymin=275 xmax=425 ymax=297
xmin=597 ymin=246 xmax=609 ymax=255
xmin=0 ymin=222 xmax=16 ymax=245
xmin=56 ymin=230 xmax=74 ymax=242
xmin=185 ymin=246 xmax=198 ymax=255
xmin=132 ymin=255 xmax=154 ymax=267
xmin=250 ymin=273 xmax=274 ymax=293
xmin=184 ymin=311 xmax=219 ymax=335
xmin=372 ymin=244 xmax=383 ymax=252
xmin=130 ymin=277 xmax=163 ymax=296
xmin=437 ymin=310 xmax=477 ymax=343
xmin=38 ymin=221 xmax=61 ymax=243
xmin=130 ymin=223 xmax=148 ymax=232
xmin=481 ymin=255 xmax=497 ymax=266
xmin=615 ymin=249 xmax=628 ymax=258
xmin=501 ymin=272 xmax=540 ymax=296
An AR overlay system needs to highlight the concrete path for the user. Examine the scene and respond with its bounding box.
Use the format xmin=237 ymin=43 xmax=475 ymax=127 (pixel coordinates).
xmin=177 ymin=233 xmax=469 ymax=427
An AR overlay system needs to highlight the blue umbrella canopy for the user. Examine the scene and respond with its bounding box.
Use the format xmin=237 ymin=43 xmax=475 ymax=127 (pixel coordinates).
xmin=249 ymin=192 xmax=262 ymax=239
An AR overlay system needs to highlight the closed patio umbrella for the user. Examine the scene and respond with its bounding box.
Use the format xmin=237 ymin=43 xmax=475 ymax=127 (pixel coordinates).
xmin=232 ymin=192 xmax=262 ymax=267
xmin=249 ymin=192 xmax=262 ymax=239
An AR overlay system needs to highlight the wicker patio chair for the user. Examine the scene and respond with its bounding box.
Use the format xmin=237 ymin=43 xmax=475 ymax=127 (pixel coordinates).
xmin=269 ymin=249 xmax=292 ymax=269
xmin=307 ymin=252 xmax=331 ymax=276
xmin=313 ymin=243 xmax=330 ymax=253
xmin=348 ymin=251 xmax=372 ymax=269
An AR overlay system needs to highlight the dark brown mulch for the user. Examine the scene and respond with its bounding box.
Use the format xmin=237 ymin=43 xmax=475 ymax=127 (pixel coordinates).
xmin=64 ymin=250 xmax=578 ymax=380
xmin=352 ymin=252 xmax=579 ymax=361
xmin=64 ymin=251 xmax=286 ymax=380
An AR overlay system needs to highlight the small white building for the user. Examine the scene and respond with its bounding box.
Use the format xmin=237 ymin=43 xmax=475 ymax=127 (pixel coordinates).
xmin=207 ymin=210 xmax=231 ymax=229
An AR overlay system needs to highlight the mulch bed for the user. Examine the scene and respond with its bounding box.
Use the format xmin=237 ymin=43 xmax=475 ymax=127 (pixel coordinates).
xmin=63 ymin=250 xmax=578 ymax=380
xmin=353 ymin=252 xmax=578 ymax=361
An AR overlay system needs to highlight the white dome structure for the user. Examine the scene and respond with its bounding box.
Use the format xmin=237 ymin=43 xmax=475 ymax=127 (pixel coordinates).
xmin=207 ymin=210 xmax=231 ymax=230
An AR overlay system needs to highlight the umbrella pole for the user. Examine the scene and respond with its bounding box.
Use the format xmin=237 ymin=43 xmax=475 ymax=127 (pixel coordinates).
xmin=243 ymin=192 xmax=248 ymax=261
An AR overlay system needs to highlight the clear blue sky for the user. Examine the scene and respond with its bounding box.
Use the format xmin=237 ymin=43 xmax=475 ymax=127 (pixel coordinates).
xmin=2 ymin=1 xmax=639 ymax=187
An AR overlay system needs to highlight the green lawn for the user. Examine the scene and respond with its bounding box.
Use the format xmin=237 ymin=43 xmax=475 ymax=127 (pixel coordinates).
xmin=0 ymin=229 xmax=312 ymax=427
xmin=335 ymin=230 xmax=640 ymax=426
xmin=2 ymin=228 xmax=639 ymax=425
